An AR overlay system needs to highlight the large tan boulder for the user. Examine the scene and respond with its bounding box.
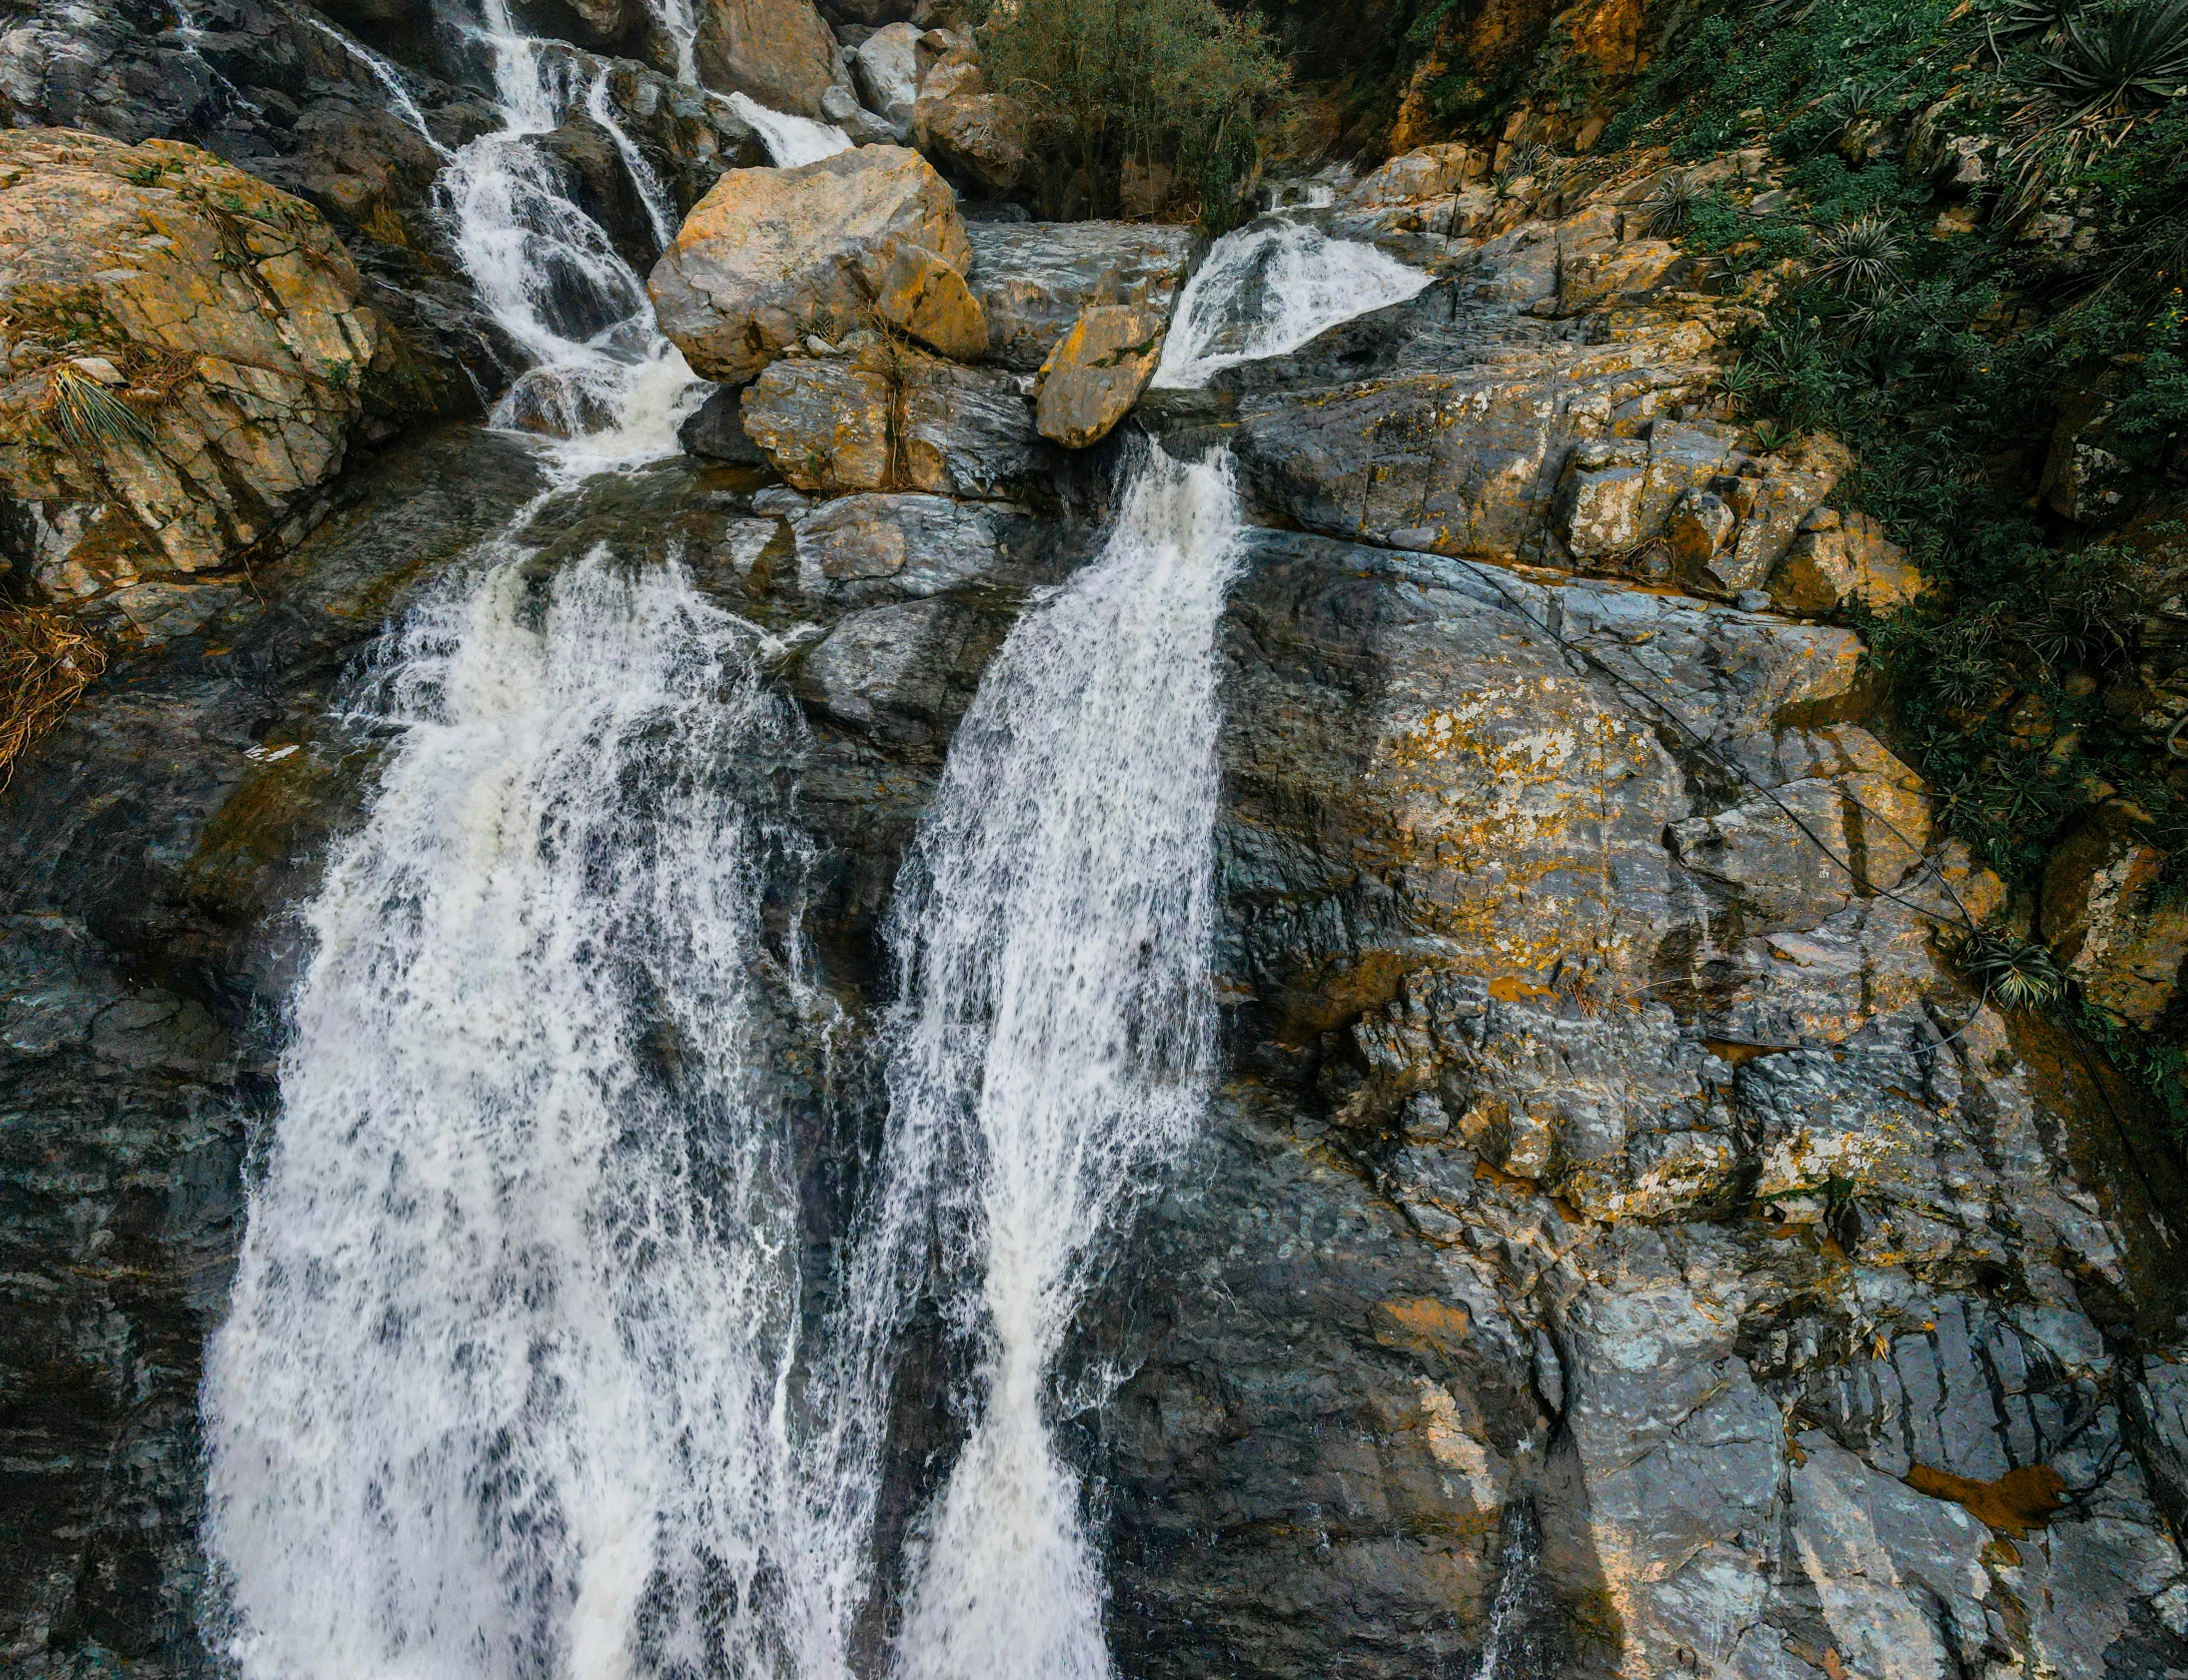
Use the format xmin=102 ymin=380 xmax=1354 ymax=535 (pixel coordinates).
xmin=692 ymin=0 xmax=843 ymax=120
xmin=0 ymin=130 xmax=378 ymax=628
xmin=649 ymin=146 xmax=981 ymax=385
xmin=1768 ymin=508 xmax=1925 ymax=615
xmin=740 ymin=342 xmax=1035 ymax=495
xmin=910 ymin=57 xmax=1025 ymax=196
xmin=1034 ymin=303 xmax=1164 ymax=448
xmin=2041 ymin=802 xmax=2188 ymax=1028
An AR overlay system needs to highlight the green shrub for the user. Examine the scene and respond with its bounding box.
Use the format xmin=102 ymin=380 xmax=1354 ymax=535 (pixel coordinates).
xmin=978 ymin=0 xmax=1291 ymax=227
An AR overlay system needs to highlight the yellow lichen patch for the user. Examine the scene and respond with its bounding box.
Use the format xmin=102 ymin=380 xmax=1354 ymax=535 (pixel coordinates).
xmin=1905 ymin=1463 xmax=2067 ymax=1537
xmin=1372 ymin=1296 xmax=1472 ymax=1358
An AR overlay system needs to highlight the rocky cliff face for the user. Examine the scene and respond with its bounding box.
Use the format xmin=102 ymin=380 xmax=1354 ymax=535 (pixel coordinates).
xmin=1 ymin=8 xmax=2185 ymax=1680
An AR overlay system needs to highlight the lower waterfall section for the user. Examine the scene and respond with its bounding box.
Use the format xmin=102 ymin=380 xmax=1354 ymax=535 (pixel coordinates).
xmin=856 ymin=445 xmax=1246 ymax=1680
xmin=200 ymin=551 xmax=829 ymax=1680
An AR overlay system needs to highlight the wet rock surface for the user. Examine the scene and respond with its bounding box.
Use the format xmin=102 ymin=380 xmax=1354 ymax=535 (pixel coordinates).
xmin=965 ymin=219 xmax=1200 ymax=371
xmin=0 ymin=57 xmax=2183 ymax=1680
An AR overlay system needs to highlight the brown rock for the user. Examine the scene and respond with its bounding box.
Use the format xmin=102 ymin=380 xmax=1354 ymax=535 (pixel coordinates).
xmin=0 ymin=129 xmax=377 ymax=625
xmin=739 ymin=350 xmax=894 ymax=491
xmin=1034 ymin=303 xmax=1165 ymax=448
xmin=2041 ymin=802 xmax=2188 ymax=1028
xmin=648 ymin=145 xmax=976 ymax=384
xmin=1769 ymin=509 xmax=1924 ymax=615
xmin=871 ymin=243 xmax=988 ymax=364
xmin=739 ymin=342 xmax=1036 ymax=495
xmin=1707 ymin=431 xmax=1851 ymax=594
xmin=910 ymin=79 xmax=1025 ymax=196
xmin=692 ymin=0 xmax=844 ymax=119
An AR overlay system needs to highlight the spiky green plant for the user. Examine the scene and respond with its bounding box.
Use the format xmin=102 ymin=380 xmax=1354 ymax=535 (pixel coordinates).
xmin=1495 ymin=140 xmax=1551 ymax=194
xmin=44 ymin=364 xmax=155 ymax=459
xmin=1750 ymin=416 xmax=1798 ymax=451
xmin=1812 ymin=215 xmax=1906 ymax=298
xmin=1992 ymin=0 xmax=2080 ymax=42
xmin=1641 ymin=171 xmax=1702 ymax=236
xmin=2041 ymin=0 xmax=2188 ymax=117
xmin=1956 ymin=930 xmax=2070 ymax=1007
xmin=1820 ymin=79 xmax=1879 ymax=133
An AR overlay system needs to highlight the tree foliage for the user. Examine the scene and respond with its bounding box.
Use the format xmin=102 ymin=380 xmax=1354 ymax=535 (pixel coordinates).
xmin=979 ymin=0 xmax=1292 ymax=226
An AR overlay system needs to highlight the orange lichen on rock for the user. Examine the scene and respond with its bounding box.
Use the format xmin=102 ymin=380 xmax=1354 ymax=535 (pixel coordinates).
xmin=1905 ymin=1463 xmax=2068 ymax=1537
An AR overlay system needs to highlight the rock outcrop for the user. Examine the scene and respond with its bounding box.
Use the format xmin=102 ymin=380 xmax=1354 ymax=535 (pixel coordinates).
xmin=0 ymin=130 xmax=378 ymax=640
xmin=966 ymin=221 xmax=1200 ymax=371
xmin=1034 ymin=303 xmax=1166 ymax=448
xmin=691 ymin=0 xmax=845 ymax=120
xmin=0 ymin=14 xmax=2183 ymax=1667
xmin=649 ymin=146 xmax=980 ymax=383
xmin=739 ymin=341 xmax=1038 ymax=495
xmin=2042 ymin=802 xmax=2188 ymax=1028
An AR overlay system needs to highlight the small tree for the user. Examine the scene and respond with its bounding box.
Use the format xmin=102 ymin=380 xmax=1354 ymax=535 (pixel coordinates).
xmin=980 ymin=0 xmax=1291 ymax=228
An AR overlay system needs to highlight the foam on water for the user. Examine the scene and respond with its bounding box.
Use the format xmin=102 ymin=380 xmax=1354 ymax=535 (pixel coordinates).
xmin=201 ymin=546 xmax=829 ymax=1680
xmin=731 ymin=92 xmax=854 ymax=166
xmin=1154 ymin=213 xmax=1432 ymax=388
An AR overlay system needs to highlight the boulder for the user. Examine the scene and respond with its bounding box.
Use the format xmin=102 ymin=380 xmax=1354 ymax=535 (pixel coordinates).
xmin=909 ymin=58 xmax=1025 ymax=197
xmin=791 ymin=490 xmax=1004 ymax=593
xmin=964 ymin=221 xmax=1199 ymax=371
xmin=898 ymin=354 xmax=1038 ymax=496
xmin=0 ymin=130 xmax=378 ymax=627
xmin=740 ymin=343 xmax=1035 ymax=495
xmin=692 ymin=0 xmax=845 ymax=120
xmin=740 ymin=349 xmax=895 ymax=490
xmin=871 ymin=242 xmax=987 ymax=363
xmin=1769 ymin=508 xmax=1925 ymax=615
xmin=1034 ymin=303 xmax=1165 ymax=448
xmin=677 ymin=382 xmax=767 ymax=463
xmin=648 ymin=145 xmax=977 ymax=383
xmin=2041 ymin=802 xmax=2188 ymax=1028
xmin=852 ymin=22 xmax=924 ymax=138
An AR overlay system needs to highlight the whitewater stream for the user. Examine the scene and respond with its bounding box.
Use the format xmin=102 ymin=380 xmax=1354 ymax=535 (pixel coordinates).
xmin=199 ymin=31 xmax=1426 ymax=1660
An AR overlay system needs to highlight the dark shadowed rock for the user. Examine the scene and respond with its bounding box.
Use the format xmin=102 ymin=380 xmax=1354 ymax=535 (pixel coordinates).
xmin=678 ymin=382 xmax=767 ymax=463
xmin=966 ymin=220 xmax=1200 ymax=371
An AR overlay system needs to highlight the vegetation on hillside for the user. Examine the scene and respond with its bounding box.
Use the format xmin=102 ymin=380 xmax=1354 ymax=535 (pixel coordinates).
xmin=976 ymin=0 xmax=1293 ymax=226
xmin=1575 ymin=0 xmax=2188 ymax=1121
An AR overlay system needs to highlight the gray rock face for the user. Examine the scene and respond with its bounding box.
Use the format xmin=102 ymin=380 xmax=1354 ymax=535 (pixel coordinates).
xmin=0 ymin=93 xmax=2183 ymax=1680
xmin=1084 ymin=522 xmax=2188 ymax=1680
xmin=678 ymin=382 xmax=767 ymax=463
xmin=965 ymin=220 xmax=1201 ymax=370
xmin=851 ymin=21 xmax=923 ymax=137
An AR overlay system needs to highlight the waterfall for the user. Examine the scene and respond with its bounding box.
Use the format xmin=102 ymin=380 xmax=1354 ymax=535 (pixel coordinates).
xmin=1153 ymin=213 xmax=1432 ymax=389
xmin=831 ymin=446 xmax=1243 ymax=1680
xmin=201 ymin=547 xmax=832 ymax=1680
xmin=730 ymin=92 xmax=854 ymax=166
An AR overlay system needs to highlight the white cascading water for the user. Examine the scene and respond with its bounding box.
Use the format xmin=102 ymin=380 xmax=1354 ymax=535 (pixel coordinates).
xmin=201 ymin=549 xmax=836 ymax=1680
xmin=847 ymin=222 xmax=1430 ymax=1679
xmin=205 ymin=0 xmax=1429 ymax=1646
xmin=860 ymin=445 xmax=1245 ymax=1680
xmin=730 ymin=92 xmax=854 ymax=166
xmin=1153 ymin=212 xmax=1432 ymax=388
xmin=200 ymin=5 xmax=879 ymax=1678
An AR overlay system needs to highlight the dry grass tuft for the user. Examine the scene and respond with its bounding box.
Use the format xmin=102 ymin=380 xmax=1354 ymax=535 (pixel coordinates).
xmin=0 ymin=600 xmax=106 ymax=787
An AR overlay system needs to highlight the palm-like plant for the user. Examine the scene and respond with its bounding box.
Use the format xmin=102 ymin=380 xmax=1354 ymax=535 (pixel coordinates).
xmin=2041 ymin=0 xmax=2188 ymax=118
xmin=1955 ymin=930 xmax=2070 ymax=1008
xmin=1641 ymin=171 xmax=1701 ymax=237
xmin=43 ymin=363 xmax=154 ymax=459
xmin=1812 ymin=215 xmax=1906 ymax=299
